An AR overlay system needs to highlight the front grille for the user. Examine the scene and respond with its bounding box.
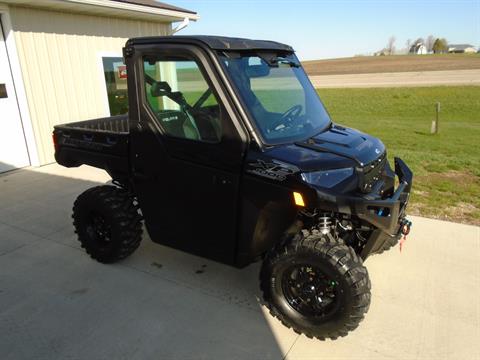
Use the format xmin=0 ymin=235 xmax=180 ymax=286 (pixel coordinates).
xmin=358 ymin=152 xmax=387 ymax=193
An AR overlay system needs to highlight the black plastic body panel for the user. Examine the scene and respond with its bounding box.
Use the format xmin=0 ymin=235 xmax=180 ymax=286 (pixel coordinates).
xmin=236 ymin=174 xmax=298 ymax=267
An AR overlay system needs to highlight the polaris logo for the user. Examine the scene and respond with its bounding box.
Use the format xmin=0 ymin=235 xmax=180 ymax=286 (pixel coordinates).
xmin=163 ymin=116 xmax=178 ymax=122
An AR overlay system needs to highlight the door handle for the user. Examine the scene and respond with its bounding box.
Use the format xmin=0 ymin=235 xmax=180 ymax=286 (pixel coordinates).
xmin=213 ymin=175 xmax=232 ymax=186
xmin=0 ymin=84 xmax=7 ymax=98
xmin=133 ymin=170 xmax=149 ymax=180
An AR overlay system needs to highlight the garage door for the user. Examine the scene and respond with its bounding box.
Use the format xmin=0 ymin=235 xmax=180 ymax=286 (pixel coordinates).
xmin=0 ymin=19 xmax=30 ymax=173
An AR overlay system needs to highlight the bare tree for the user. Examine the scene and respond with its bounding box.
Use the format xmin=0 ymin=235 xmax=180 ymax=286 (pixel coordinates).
xmin=386 ymin=36 xmax=396 ymax=55
xmin=426 ymin=35 xmax=435 ymax=52
xmin=406 ymin=39 xmax=412 ymax=48
xmin=406 ymin=39 xmax=412 ymax=53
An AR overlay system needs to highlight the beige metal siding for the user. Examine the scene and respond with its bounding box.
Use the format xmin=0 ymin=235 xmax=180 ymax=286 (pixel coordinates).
xmin=9 ymin=6 xmax=171 ymax=164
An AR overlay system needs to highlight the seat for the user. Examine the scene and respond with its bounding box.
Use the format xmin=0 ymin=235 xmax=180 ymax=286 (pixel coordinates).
xmin=190 ymin=106 xmax=222 ymax=142
xmin=156 ymin=110 xmax=200 ymax=140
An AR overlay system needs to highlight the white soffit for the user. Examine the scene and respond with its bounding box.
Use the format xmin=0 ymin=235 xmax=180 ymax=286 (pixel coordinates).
xmin=0 ymin=0 xmax=199 ymax=22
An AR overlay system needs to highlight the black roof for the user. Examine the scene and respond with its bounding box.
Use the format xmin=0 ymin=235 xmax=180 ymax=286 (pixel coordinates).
xmin=128 ymin=35 xmax=294 ymax=52
xmin=111 ymin=0 xmax=196 ymax=15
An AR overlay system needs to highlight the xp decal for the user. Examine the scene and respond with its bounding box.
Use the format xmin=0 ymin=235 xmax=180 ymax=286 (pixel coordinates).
xmin=246 ymin=159 xmax=299 ymax=181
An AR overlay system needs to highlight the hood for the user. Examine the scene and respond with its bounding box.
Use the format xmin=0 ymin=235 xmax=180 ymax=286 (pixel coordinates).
xmin=264 ymin=124 xmax=385 ymax=172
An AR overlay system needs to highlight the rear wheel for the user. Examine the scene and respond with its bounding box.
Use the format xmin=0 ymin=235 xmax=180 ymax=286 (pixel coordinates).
xmin=260 ymin=232 xmax=371 ymax=340
xmin=72 ymin=185 xmax=143 ymax=263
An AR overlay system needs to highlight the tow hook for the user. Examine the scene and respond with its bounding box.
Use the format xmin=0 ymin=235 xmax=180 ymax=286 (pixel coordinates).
xmin=399 ymin=219 xmax=412 ymax=252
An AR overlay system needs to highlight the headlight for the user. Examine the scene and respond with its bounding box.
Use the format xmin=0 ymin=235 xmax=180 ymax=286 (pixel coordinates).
xmin=301 ymin=168 xmax=354 ymax=188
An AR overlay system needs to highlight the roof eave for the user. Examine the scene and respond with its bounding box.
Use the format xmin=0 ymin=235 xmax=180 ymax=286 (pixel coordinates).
xmin=69 ymin=0 xmax=199 ymax=21
xmin=1 ymin=0 xmax=199 ymax=22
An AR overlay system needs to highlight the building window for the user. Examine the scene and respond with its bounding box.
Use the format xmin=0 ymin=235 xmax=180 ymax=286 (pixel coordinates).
xmin=102 ymin=57 xmax=128 ymax=115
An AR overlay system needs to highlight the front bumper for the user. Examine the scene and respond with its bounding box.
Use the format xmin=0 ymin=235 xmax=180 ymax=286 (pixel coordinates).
xmin=352 ymin=157 xmax=412 ymax=235
xmin=315 ymin=157 xmax=413 ymax=235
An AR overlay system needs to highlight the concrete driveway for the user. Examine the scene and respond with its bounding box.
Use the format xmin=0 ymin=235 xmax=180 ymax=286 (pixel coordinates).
xmin=1 ymin=164 xmax=479 ymax=360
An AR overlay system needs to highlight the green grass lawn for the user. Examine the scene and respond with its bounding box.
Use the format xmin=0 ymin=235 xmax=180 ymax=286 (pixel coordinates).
xmin=317 ymin=86 xmax=480 ymax=225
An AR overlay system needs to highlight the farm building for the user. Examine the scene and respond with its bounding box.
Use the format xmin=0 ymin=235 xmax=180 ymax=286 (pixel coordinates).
xmin=0 ymin=0 xmax=198 ymax=173
xmin=409 ymin=43 xmax=428 ymax=55
xmin=448 ymin=44 xmax=477 ymax=53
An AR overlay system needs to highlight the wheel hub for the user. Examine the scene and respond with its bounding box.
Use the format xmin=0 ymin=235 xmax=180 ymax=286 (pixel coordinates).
xmin=88 ymin=213 xmax=112 ymax=244
xmin=282 ymin=265 xmax=338 ymax=318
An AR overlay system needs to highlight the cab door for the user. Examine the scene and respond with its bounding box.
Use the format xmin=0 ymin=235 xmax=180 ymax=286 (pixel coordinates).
xmin=129 ymin=45 xmax=247 ymax=265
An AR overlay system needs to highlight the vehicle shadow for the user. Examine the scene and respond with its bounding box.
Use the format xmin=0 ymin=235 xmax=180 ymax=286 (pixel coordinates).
xmin=0 ymin=163 xmax=292 ymax=360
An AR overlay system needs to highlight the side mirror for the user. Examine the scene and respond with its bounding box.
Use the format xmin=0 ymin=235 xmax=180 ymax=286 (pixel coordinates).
xmin=151 ymin=81 xmax=172 ymax=97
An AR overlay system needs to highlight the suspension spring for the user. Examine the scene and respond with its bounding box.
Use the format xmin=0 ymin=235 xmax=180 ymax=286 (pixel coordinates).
xmin=318 ymin=214 xmax=332 ymax=235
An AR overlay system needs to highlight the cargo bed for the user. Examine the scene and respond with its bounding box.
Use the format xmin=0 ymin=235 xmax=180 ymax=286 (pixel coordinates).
xmin=53 ymin=115 xmax=130 ymax=178
xmin=59 ymin=114 xmax=129 ymax=133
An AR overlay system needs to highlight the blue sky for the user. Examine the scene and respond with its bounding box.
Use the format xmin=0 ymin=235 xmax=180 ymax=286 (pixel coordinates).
xmin=171 ymin=0 xmax=480 ymax=60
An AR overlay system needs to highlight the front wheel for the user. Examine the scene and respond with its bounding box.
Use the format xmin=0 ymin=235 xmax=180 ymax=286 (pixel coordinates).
xmin=260 ymin=233 xmax=371 ymax=340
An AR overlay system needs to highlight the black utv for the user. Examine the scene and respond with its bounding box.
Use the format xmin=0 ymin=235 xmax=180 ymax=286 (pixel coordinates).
xmin=53 ymin=36 xmax=412 ymax=340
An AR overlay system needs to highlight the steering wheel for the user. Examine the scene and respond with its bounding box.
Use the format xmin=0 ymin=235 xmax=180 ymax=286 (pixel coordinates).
xmin=269 ymin=105 xmax=303 ymax=131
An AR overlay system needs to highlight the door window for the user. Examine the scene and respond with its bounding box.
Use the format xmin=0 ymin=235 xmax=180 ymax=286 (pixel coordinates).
xmin=143 ymin=57 xmax=222 ymax=143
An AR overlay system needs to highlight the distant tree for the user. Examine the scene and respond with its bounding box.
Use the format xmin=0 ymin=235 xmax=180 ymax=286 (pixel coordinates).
xmin=432 ymin=38 xmax=448 ymax=53
xmin=386 ymin=36 xmax=396 ymax=55
xmin=426 ymin=35 xmax=435 ymax=52
xmin=406 ymin=39 xmax=412 ymax=51
xmin=413 ymin=37 xmax=425 ymax=46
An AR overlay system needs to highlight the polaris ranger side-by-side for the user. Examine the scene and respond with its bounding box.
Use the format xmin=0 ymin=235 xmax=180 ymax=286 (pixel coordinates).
xmin=53 ymin=36 xmax=412 ymax=339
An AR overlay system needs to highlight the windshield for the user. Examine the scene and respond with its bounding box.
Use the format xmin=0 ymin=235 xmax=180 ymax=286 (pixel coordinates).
xmin=220 ymin=52 xmax=331 ymax=145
